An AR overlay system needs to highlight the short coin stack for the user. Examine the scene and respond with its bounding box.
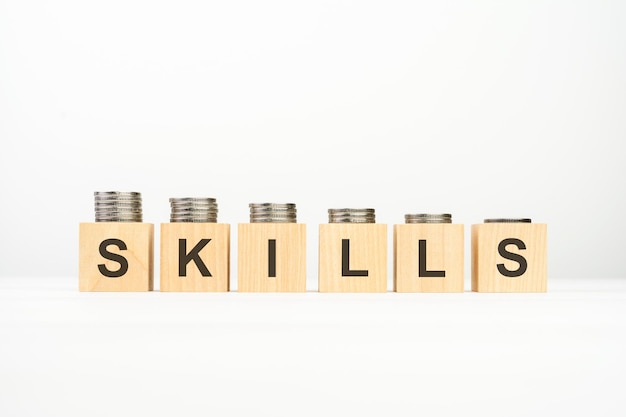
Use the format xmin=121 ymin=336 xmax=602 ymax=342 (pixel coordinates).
xmin=328 ymin=208 xmax=376 ymax=223
xmin=249 ymin=203 xmax=297 ymax=223
xmin=170 ymin=198 xmax=218 ymax=223
xmin=484 ymin=218 xmax=531 ymax=223
xmin=94 ymin=191 xmax=142 ymax=222
xmin=405 ymin=213 xmax=452 ymax=224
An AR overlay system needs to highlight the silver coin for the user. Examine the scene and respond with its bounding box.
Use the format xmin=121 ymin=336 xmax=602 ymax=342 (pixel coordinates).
xmin=95 ymin=211 xmax=143 ymax=216
xmin=96 ymin=210 xmax=143 ymax=215
xmin=96 ymin=219 xmax=143 ymax=222
xmin=94 ymin=201 xmax=142 ymax=208
xmin=250 ymin=207 xmax=297 ymax=213
xmin=171 ymin=214 xmax=218 ymax=218
xmin=170 ymin=213 xmax=218 ymax=217
xmin=94 ymin=196 xmax=141 ymax=200
xmin=328 ymin=219 xmax=375 ymax=223
xmin=170 ymin=204 xmax=217 ymax=208
xmin=329 ymin=218 xmax=376 ymax=223
xmin=173 ymin=203 xmax=217 ymax=207
xmin=95 ymin=204 xmax=141 ymax=210
xmin=248 ymin=203 xmax=297 ymax=223
xmin=170 ymin=207 xmax=217 ymax=211
xmin=170 ymin=204 xmax=216 ymax=207
xmin=329 ymin=217 xmax=376 ymax=223
xmin=405 ymin=213 xmax=451 ymax=218
xmin=250 ymin=218 xmax=297 ymax=223
xmin=171 ymin=215 xmax=217 ymax=219
xmin=170 ymin=218 xmax=217 ymax=223
xmin=250 ymin=217 xmax=298 ymax=221
xmin=170 ymin=217 xmax=217 ymax=220
xmin=92 ymin=191 xmax=144 ymax=222
xmin=172 ymin=212 xmax=216 ymax=216
xmin=250 ymin=211 xmax=297 ymax=216
xmin=484 ymin=218 xmax=532 ymax=223
xmin=95 ymin=197 xmax=142 ymax=202
xmin=170 ymin=197 xmax=216 ymax=203
xmin=95 ymin=208 xmax=143 ymax=213
xmin=168 ymin=197 xmax=219 ymax=222
xmin=170 ymin=199 xmax=216 ymax=203
xmin=405 ymin=213 xmax=452 ymax=224
xmin=328 ymin=208 xmax=375 ymax=214
xmin=170 ymin=213 xmax=218 ymax=218
xmin=95 ymin=194 xmax=142 ymax=198
xmin=250 ymin=213 xmax=296 ymax=217
xmin=93 ymin=202 xmax=142 ymax=209
xmin=95 ymin=200 xmax=142 ymax=205
xmin=171 ymin=208 xmax=218 ymax=213
xmin=329 ymin=208 xmax=376 ymax=223
xmin=95 ymin=208 xmax=142 ymax=212
xmin=96 ymin=211 xmax=142 ymax=218
xmin=405 ymin=218 xmax=452 ymax=224
xmin=95 ymin=201 xmax=142 ymax=206
xmin=170 ymin=219 xmax=217 ymax=223
xmin=170 ymin=219 xmax=218 ymax=222
xmin=95 ymin=191 xmax=141 ymax=197
xmin=328 ymin=213 xmax=376 ymax=216
xmin=250 ymin=203 xmax=296 ymax=209
xmin=95 ymin=212 xmax=142 ymax=217
xmin=250 ymin=212 xmax=297 ymax=217
xmin=96 ymin=219 xmax=143 ymax=223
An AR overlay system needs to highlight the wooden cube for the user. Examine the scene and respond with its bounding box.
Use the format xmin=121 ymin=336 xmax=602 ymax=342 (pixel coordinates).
xmin=472 ymin=223 xmax=547 ymax=292
xmin=394 ymin=223 xmax=464 ymax=292
xmin=318 ymin=224 xmax=387 ymax=292
xmin=237 ymin=223 xmax=306 ymax=292
xmin=160 ymin=223 xmax=230 ymax=292
xmin=79 ymin=222 xmax=154 ymax=291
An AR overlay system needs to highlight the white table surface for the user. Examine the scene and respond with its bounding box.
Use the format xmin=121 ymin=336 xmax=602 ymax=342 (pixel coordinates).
xmin=1 ymin=277 xmax=625 ymax=417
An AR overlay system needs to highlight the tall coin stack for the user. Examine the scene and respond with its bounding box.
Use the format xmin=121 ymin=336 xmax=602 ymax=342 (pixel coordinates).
xmin=170 ymin=198 xmax=218 ymax=223
xmin=328 ymin=208 xmax=376 ymax=223
xmin=405 ymin=213 xmax=452 ymax=224
xmin=249 ymin=203 xmax=297 ymax=223
xmin=484 ymin=218 xmax=531 ymax=223
xmin=94 ymin=191 xmax=142 ymax=222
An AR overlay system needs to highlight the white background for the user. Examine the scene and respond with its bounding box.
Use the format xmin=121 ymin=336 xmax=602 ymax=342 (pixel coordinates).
xmin=1 ymin=1 xmax=626 ymax=416
xmin=1 ymin=277 xmax=626 ymax=417
xmin=1 ymin=0 xmax=625 ymax=282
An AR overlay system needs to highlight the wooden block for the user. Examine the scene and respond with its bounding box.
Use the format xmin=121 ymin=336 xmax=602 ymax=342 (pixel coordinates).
xmin=472 ymin=223 xmax=547 ymax=292
xmin=79 ymin=222 xmax=154 ymax=292
xmin=318 ymin=224 xmax=387 ymax=292
xmin=160 ymin=223 xmax=230 ymax=292
xmin=237 ymin=223 xmax=306 ymax=292
xmin=394 ymin=223 xmax=464 ymax=292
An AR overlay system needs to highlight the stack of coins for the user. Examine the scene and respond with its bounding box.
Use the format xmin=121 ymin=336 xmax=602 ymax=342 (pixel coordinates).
xmin=405 ymin=213 xmax=452 ymax=224
xmin=170 ymin=198 xmax=218 ymax=223
xmin=94 ymin=191 xmax=142 ymax=222
xmin=484 ymin=218 xmax=531 ymax=223
xmin=249 ymin=203 xmax=297 ymax=223
xmin=328 ymin=208 xmax=376 ymax=223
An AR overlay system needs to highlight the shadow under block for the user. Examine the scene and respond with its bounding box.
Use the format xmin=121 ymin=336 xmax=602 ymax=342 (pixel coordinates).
xmin=318 ymin=224 xmax=387 ymax=293
xmin=79 ymin=222 xmax=154 ymax=292
xmin=394 ymin=224 xmax=464 ymax=292
xmin=237 ymin=223 xmax=306 ymax=292
xmin=160 ymin=223 xmax=230 ymax=292
xmin=472 ymin=223 xmax=547 ymax=292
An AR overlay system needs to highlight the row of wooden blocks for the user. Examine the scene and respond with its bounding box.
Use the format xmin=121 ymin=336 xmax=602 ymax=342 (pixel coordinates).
xmin=79 ymin=222 xmax=547 ymax=292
